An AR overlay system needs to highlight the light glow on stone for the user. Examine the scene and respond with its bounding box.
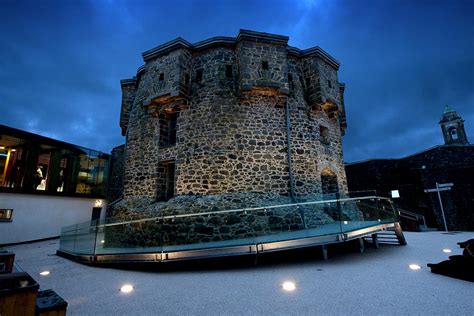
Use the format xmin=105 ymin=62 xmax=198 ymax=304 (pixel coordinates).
xmin=343 ymin=221 xmax=348 ymax=224
xmin=120 ymin=284 xmax=134 ymax=293
xmin=409 ymin=264 xmax=421 ymax=270
xmin=442 ymin=248 xmax=452 ymax=253
xmin=101 ymin=240 xmax=105 ymax=244
xmin=39 ymin=271 xmax=50 ymax=276
xmin=281 ymin=281 xmax=296 ymax=292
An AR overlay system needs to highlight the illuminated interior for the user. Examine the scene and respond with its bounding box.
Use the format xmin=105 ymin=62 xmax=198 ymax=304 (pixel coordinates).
xmin=0 ymin=125 xmax=109 ymax=197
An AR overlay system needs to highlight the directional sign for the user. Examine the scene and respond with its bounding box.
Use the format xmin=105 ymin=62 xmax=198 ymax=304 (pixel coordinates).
xmin=424 ymin=187 xmax=451 ymax=193
xmin=423 ymin=182 xmax=453 ymax=232
xmin=438 ymin=183 xmax=454 ymax=188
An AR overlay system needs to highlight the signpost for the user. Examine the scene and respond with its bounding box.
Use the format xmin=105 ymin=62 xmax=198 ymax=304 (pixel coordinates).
xmin=424 ymin=182 xmax=453 ymax=232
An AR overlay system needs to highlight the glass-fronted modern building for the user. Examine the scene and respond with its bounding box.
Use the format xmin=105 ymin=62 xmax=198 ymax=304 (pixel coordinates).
xmin=0 ymin=124 xmax=109 ymax=197
xmin=0 ymin=124 xmax=110 ymax=245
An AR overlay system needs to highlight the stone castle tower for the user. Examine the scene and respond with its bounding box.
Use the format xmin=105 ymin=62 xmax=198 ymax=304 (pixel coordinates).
xmin=117 ymin=30 xmax=348 ymax=205
xmin=439 ymin=105 xmax=469 ymax=145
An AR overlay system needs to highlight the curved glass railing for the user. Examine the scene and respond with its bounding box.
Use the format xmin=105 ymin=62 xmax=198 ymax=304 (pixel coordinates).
xmin=58 ymin=196 xmax=400 ymax=259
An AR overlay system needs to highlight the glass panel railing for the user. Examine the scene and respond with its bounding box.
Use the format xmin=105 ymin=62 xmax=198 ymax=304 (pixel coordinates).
xmin=71 ymin=221 xmax=98 ymax=255
xmin=161 ymin=209 xmax=257 ymax=253
xmin=303 ymin=200 xmax=342 ymax=236
xmin=94 ymin=217 xmax=163 ymax=255
xmin=58 ymin=195 xmax=402 ymax=258
xmin=58 ymin=224 xmax=77 ymax=253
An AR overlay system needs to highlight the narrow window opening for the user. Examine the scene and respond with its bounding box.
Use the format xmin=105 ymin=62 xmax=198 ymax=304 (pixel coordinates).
xmin=184 ymin=73 xmax=190 ymax=84
xmin=262 ymin=61 xmax=269 ymax=70
xmin=328 ymin=80 xmax=332 ymax=88
xmin=159 ymin=112 xmax=178 ymax=147
xmin=225 ymin=65 xmax=233 ymax=79
xmin=159 ymin=73 xmax=164 ymax=81
xmin=320 ymin=125 xmax=330 ymax=145
xmin=158 ymin=161 xmax=175 ymax=201
xmin=305 ymin=77 xmax=311 ymax=88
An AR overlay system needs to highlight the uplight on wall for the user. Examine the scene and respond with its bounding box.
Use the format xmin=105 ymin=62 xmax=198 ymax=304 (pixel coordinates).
xmin=442 ymin=248 xmax=452 ymax=253
xmin=95 ymin=200 xmax=103 ymax=207
xmin=39 ymin=271 xmax=50 ymax=276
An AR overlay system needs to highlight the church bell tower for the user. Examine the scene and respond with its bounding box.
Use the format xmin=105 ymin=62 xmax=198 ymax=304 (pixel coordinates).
xmin=439 ymin=105 xmax=469 ymax=145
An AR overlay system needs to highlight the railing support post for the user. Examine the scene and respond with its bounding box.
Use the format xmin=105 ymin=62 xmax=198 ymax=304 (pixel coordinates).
xmin=394 ymin=222 xmax=407 ymax=245
xmin=358 ymin=238 xmax=365 ymax=253
xmin=371 ymin=233 xmax=379 ymax=249
xmin=321 ymin=244 xmax=328 ymax=260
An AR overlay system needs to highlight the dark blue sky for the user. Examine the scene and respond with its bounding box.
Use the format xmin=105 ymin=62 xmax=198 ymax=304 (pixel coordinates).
xmin=1 ymin=0 xmax=473 ymax=162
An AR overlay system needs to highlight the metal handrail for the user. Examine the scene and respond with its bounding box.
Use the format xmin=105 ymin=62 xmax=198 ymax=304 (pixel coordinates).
xmin=397 ymin=208 xmax=427 ymax=227
xmin=85 ymin=195 xmax=393 ymax=229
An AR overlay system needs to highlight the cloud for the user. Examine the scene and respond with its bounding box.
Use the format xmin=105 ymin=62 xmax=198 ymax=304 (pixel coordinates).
xmin=0 ymin=0 xmax=472 ymax=162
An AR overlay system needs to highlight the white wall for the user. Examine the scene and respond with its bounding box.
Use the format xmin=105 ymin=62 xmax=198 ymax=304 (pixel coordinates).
xmin=0 ymin=192 xmax=106 ymax=245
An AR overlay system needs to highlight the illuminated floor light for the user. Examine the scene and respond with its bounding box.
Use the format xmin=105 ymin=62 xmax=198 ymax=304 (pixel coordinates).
xmin=343 ymin=221 xmax=348 ymax=224
xmin=281 ymin=281 xmax=296 ymax=292
xmin=120 ymin=284 xmax=134 ymax=293
xmin=39 ymin=271 xmax=50 ymax=276
xmin=409 ymin=264 xmax=421 ymax=270
xmin=101 ymin=240 xmax=105 ymax=244
xmin=442 ymin=248 xmax=452 ymax=253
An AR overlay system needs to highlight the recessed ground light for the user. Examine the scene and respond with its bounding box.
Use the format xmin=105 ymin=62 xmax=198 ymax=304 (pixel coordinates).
xmin=281 ymin=281 xmax=296 ymax=292
xmin=120 ymin=284 xmax=134 ymax=293
xmin=343 ymin=221 xmax=348 ymax=224
xmin=39 ymin=271 xmax=50 ymax=276
xmin=442 ymin=248 xmax=452 ymax=253
xmin=101 ymin=240 xmax=105 ymax=244
xmin=409 ymin=264 xmax=421 ymax=270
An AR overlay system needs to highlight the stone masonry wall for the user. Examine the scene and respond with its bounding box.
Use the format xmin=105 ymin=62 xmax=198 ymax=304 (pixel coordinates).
xmin=119 ymin=30 xmax=348 ymax=205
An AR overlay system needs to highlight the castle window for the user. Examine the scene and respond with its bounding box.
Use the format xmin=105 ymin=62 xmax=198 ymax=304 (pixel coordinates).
xmin=225 ymin=65 xmax=233 ymax=79
xmin=328 ymin=80 xmax=332 ymax=88
xmin=320 ymin=125 xmax=329 ymax=145
xmin=157 ymin=160 xmax=175 ymax=201
xmin=305 ymin=77 xmax=311 ymax=88
xmin=184 ymin=73 xmax=190 ymax=84
xmin=196 ymin=69 xmax=203 ymax=83
xmin=449 ymin=127 xmax=458 ymax=140
xmin=159 ymin=73 xmax=164 ymax=81
xmin=288 ymin=74 xmax=294 ymax=90
xmin=262 ymin=61 xmax=269 ymax=70
xmin=159 ymin=112 xmax=178 ymax=147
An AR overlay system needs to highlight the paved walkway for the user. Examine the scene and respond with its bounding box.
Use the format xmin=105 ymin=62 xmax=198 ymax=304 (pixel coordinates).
xmin=7 ymin=231 xmax=474 ymax=315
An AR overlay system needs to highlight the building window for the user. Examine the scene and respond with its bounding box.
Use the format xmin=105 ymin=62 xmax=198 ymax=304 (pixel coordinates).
xmin=320 ymin=125 xmax=330 ymax=145
xmin=449 ymin=127 xmax=458 ymax=140
xmin=159 ymin=73 xmax=164 ymax=81
xmin=328 ymin=80 xmax=332 ymax=88
xmin=262 ymin=61 xmax=269 ymax=70
xmin=159 ymin=112 xmax=178 ymax=147
xmin=158 ymin=161 xmax=175 ymax=201
xmin=0 ymin=127 xmax=109 ymax=197
xmin=0 ymin=209 xmax=13 ymax=222
xmin=196 ymin=69 xmax=203 ymax=83
xmin=225 ymin=65 xmax=233 ymax=79
xmin=184 ymin=73 xmax=190 ymax=84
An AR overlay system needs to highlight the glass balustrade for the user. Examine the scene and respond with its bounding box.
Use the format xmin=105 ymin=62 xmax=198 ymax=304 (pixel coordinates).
xmin=58 ymin=196 xmax=400 ymax=258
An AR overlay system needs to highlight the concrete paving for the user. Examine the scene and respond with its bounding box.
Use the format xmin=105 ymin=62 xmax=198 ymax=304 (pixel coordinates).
xmin=6 ymin=231 xmax=474 ymax=315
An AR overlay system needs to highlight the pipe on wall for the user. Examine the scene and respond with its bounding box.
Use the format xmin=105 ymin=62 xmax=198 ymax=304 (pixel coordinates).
xmin=285 ymin=96 xmax=296 ymax=202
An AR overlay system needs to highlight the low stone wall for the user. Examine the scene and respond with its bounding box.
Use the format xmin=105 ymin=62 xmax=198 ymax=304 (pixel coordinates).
xmin=105 ymin=192 xmax=356 ymax=248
